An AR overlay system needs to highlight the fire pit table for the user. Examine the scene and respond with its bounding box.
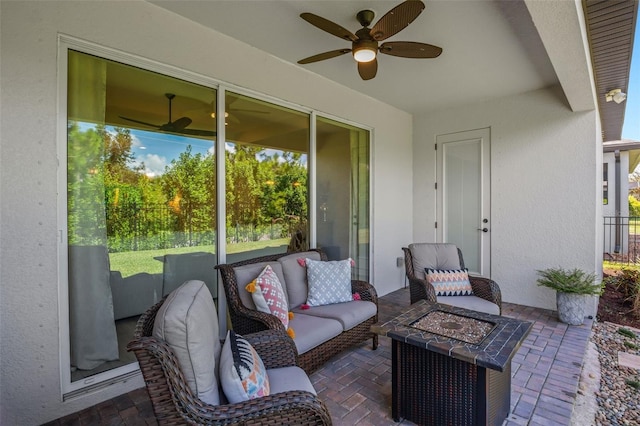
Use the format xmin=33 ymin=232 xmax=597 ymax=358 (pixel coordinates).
xmin=372 ymin=300 xmax=532 ymax=426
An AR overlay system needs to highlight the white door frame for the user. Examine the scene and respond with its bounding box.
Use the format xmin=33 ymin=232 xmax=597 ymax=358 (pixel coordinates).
xmin=435 ymin=128 xmax=491 ymax=276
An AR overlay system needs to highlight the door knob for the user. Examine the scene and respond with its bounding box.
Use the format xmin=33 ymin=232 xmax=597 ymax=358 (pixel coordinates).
xmin=477 ymin=228 xmax=488 ymax=232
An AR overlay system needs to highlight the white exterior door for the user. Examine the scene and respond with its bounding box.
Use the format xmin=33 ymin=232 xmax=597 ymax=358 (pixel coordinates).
xmin=436 ymin=128 xmax=491 ymax=276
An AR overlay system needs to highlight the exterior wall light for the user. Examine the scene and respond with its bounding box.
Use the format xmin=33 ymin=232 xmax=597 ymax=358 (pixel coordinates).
xmin=605 ymin=89 xmax=627 ymax=104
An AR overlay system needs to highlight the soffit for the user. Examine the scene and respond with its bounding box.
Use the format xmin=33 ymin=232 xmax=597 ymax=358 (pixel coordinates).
xmin=584 ymin=0 xmax=638 ymax=142
xmin=148 ymin=0 xmax=559 ymax=115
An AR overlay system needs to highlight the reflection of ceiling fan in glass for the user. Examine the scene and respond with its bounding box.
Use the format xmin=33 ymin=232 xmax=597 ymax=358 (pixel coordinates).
xmin=209 ymin=99 xmax=270 ymax=125
xmin=119 ymin=93 xmax=216 ymax=137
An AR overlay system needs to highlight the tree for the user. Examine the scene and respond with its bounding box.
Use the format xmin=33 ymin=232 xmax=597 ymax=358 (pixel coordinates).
xmin=161 ymin=146 xmax=216 ymax=245
xmin=629 ymin=195 xmax=640 ymax=217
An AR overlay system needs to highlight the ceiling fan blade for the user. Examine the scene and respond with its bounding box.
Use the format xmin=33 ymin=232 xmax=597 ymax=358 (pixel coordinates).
xmin=300 ymin=13 xmax=358 ymax=42
xmin=119 ymin=116 xmax=160 ymax=128
xmin=298 ymin=49 xmax=351 ymax=64
xmin=379 ymin=41 xmax=442 ymax=58
xmin=370 ymin=0 xmax=425 ymax=41
xmin=171 ymin=116 xmax=193 ymax=130
xmin=177 ymin=128 xmax=217 ymax=137
xmin=358 ymin=59 xmax=378 ymax=80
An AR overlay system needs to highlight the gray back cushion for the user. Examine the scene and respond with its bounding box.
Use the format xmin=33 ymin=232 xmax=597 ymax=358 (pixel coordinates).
xmin=409 ymin=243 xmax=461 ymax=279
xmin=232 ymin=262 xmax=286 ymax=309
xmin=153 ymin=280 xmax=221 ymax=405
xmin=278 ymin=251 xmax=322 ymax=308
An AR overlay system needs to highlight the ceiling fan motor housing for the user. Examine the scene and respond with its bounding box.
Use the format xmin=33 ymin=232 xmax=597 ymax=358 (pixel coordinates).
xmin=356 ymin=9 xmax=375 ymax=27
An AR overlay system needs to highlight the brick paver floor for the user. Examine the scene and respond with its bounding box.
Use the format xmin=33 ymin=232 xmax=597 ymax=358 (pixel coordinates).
xmin=46 ymin=287 xmax=592 ymax=425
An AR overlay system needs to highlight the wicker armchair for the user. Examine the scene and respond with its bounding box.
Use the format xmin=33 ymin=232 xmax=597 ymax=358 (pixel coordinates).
xmin=403 ymin=244 xmax=502 ymax=314
xmin=216 ymin=249 xmax=378 ymax=374
xmin=127 ymin=297 xmax=332 ymax=425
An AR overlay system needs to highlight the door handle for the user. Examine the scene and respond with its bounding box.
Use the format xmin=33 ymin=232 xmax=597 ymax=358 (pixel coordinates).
xmin=477 ymin=228 xmax=488 ymax=232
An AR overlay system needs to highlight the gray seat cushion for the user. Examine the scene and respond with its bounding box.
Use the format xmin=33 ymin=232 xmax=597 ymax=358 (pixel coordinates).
xmin=267 ymin=366 xmax=317 ymax=395
xmin=278 ymin=251 xmax=322 ymax=309
xmin=437 ymin=295 xmax=500 ymax=316
xmin=232 ymin=261 xmax=287 ymax=310
xmin=293 ymin=301 xmax=376 ymax=331
xmin=288 ymin=313 xmax=342 ymax=355
xmin=409 ymin=243 xmax=460 ymax=280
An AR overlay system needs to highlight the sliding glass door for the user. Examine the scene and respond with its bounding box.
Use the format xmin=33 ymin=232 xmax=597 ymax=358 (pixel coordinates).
xmin=63 ymin=46 xmax=371 ymax=394
xmin=316 ymin=117 xmax=370 ymax=281
xmin=67 ymin=50 xmax=218 ymax=384
xmin=224 ymin=92 xmax=309 ymax=263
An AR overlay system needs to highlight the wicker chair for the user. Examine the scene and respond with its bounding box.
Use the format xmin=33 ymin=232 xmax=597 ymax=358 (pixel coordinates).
xmin=216 ymin=249 xmax=378 ymax=374
xmin=127 ymin=297 xmax=332 ymax=425
xmin=403 ymin=244 xmax=502 ymax=314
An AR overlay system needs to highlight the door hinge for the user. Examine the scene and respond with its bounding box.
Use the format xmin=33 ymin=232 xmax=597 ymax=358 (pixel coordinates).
xmin=435 ymin=222 xmax=438 ymax=229
xmin=435 ymin=143 xmax=438 ymax=150
xmin=435 ymin=182 xmax=437 ymax=190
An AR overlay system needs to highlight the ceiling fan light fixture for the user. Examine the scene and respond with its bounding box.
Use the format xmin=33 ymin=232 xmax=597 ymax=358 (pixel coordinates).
xmin=353 ymin=46 xmax=376 ymax=63
xmin=353 ymin=39 xmax=378 ymax=63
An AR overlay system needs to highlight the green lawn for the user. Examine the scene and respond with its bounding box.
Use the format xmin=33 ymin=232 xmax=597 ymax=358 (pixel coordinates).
xmin=110 ymin=238 xmax=289 ymax=277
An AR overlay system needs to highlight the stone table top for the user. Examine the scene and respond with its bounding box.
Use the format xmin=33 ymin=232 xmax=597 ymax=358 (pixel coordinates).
xmin=371 ymin=300 xmax=532 ymax=372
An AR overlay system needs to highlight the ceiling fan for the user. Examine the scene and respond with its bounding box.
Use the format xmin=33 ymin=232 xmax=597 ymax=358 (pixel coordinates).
xmin=120 ymin=93 xmax=216 ymax=137
xmin=297 ymin=0 xmax=442 ymax=80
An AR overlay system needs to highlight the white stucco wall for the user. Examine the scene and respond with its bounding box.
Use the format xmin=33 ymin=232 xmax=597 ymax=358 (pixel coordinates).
xmin=413 ymin=85 xmax=600 ymax=312
xmin=0 ymin=1 xmax=413 ymax=424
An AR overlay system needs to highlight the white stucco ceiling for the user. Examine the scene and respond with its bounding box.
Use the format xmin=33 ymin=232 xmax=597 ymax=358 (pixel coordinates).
xmin=149 ymin=0 xmax=565 ymax=115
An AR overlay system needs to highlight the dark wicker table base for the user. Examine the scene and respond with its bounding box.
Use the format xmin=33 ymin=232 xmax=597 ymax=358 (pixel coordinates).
xmin=392 ymin=340 xmax=511 ymax=426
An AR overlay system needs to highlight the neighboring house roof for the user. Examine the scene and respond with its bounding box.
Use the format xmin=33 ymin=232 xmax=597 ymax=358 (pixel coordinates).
xmin=584 ymin=0 xmax=638 ymax=142
xmin=603 ymin=139 xmax=640 ymax=173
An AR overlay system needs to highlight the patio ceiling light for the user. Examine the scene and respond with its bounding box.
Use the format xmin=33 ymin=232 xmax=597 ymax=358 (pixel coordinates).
xmin=606 ymin=89 xmax=627 ymax=104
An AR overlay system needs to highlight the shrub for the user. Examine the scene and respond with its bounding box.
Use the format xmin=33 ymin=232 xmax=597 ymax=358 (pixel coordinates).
xmin=618 ymin=327 xmax=637 ymax=339
xmin=630 ymin=195 xmax=640 ymax=217
xmin=625 ymin=378 xmax=640 ymax=390
xmin=608 ymin=269 xmax=640 ymax=317
xmin=536 ymin=268 xmax=604 ymax=295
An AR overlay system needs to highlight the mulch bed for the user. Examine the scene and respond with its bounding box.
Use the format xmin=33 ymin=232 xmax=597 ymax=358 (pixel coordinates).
xmin=597 ymin=275 xmax=640 ymax=329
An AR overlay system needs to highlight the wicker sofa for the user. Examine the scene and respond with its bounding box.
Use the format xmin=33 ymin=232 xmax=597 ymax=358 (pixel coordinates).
xmin=217 ymin=249 xmax=378 ymax=373
xmin=127 ymin=280 xmax=332 ymax=425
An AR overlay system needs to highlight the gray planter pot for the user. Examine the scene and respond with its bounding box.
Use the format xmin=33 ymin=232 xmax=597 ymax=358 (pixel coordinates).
xmin=556 ymin=292 xmax=587 ymax=325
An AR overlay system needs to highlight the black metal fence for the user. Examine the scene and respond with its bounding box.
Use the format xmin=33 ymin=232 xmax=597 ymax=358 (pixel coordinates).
xmin=604 ymin=216 xmax=640 ymax=264
xmin=104 ymin=202 xmax=294 ymax=253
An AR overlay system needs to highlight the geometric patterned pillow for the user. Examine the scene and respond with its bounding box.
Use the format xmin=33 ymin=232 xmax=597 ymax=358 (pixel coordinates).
xmin=305 ymin=258 xmax=353 ymax=306
xmin=246 ymin=265 xmax=290 ymax=329
xmin=425 ymin=268 xmax=473 ymax=296
xmin=219 ymin=330 xmax=270 ymax=404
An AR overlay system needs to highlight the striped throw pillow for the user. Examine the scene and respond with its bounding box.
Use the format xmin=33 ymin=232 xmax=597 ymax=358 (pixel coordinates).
xmin=425 ymin=268 xmax=473 ymax=296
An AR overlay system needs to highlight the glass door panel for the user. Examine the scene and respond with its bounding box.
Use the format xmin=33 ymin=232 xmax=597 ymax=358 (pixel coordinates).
xmin=443 ymin=140 xmax=481 ymax=272
xmin=67 ymin=50 xmax=217 ymax=384
xmin=315 ymin=117 xmax=370 ymax=281
xmin=224 ymin=92 xmax=309 ymax=263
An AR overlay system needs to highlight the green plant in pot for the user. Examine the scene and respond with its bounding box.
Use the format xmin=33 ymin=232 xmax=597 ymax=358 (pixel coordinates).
xmin=537 ymin=267 xmax=604 ymax=325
